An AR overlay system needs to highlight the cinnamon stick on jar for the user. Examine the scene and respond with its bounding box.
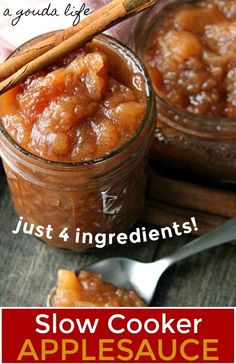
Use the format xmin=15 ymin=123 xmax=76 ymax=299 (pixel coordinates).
xmin=0 ymin=0 xmax=156 ymax=95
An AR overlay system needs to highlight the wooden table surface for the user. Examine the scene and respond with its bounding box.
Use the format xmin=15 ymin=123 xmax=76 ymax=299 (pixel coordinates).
xmin=0 ymin=165 xmax=236 ymax=307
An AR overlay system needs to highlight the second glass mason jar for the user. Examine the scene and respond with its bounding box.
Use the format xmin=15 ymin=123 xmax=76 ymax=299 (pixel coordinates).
xmin=0 ymin=34 xmax=156 ymax=250
xmin=131 ymin=0 xmax=236 ymax=183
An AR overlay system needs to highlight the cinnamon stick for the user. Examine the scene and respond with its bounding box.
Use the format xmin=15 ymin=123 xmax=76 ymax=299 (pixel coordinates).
xmin=0 ymin=0 xmax=120 ymax=82
xmin=0 ymin=0 xmax=156 ymax=95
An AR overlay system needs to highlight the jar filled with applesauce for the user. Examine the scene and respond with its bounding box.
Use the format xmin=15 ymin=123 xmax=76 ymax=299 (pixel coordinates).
xmin=0 ymin=34 xmax=156 ymax=250
xmin=131 ymin=0 xmax=236 ymax=183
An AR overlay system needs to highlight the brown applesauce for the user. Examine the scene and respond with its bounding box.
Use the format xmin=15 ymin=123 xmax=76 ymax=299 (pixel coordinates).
xmin=132 ymin=0 xmax=236 ymax=182
xmin=0 ymin=44 xmax=146 ymax=162
xmin=52 ymin=270 xmax=146 ymax=307
xmin=146 ymin=0 xmax=236 ymax=118
xmin=0 ymin=34 xmax=156 ymax=250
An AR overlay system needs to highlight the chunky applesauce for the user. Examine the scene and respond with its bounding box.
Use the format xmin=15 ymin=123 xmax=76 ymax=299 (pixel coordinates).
xmin=0 ymin=43 xmax=146 ymax=162
xmin=146 ymin=0 xmax=236 ymax=117
xmin=52 ymin=270 xmax=146 ymax=307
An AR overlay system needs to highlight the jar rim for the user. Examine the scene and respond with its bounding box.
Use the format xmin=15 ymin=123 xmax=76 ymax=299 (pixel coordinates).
xmin=0 ymin=33 xmax=155 ymax=168
xmin=132 ymin=0 xmax=236 ymax=128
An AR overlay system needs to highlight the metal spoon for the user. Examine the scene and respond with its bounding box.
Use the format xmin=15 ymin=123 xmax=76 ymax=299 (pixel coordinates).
xmin=48 ymin=217 xmax=236 ymax=306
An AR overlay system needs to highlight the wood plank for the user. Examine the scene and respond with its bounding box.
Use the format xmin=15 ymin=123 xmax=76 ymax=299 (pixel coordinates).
xmin=144 ymin=172 xmax=236 ymax=243
xmin=148 ymin=174 xmax=236 ymax=218
xmin=142 ymin=200 xmax=227 ymax=235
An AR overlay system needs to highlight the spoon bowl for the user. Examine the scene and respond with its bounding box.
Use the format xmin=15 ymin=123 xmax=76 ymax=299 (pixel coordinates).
xmin=48 ymin=217 xmax=236 ymax=306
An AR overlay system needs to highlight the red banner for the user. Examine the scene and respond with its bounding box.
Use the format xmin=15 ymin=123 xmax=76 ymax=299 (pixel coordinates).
xmin=1 ymin=308 xmax=234 ymax=363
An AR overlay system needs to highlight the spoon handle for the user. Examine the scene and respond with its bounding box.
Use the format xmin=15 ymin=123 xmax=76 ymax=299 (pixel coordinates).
xmin=168 ymin=217 xmax=236 ymax=264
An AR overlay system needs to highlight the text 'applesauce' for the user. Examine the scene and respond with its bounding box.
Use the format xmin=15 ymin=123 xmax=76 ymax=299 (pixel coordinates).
xmin=0 ymin=34 xmax=156 ymax=250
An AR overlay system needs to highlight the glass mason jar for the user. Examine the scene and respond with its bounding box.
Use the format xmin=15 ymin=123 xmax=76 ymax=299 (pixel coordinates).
xmin=131 ymin=0 xmax=236 ymax=183
xmin=0 ymin=34 xmax=156 ymax=251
